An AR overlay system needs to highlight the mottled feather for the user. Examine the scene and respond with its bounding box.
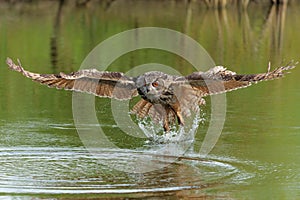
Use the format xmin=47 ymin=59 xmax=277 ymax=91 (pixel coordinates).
xmin=175 ymin=63 xmax=296 ymax=97
xmin=6 ymin=58 xmax=138 ymax=100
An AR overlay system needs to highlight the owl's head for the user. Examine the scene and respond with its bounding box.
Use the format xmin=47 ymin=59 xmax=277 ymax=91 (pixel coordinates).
xmin=136 ymin=71 xmax=171 ymax=103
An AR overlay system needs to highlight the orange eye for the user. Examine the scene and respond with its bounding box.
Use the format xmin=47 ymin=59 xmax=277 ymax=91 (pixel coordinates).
xmin=152 ymin=81 xmax=159 ymax=87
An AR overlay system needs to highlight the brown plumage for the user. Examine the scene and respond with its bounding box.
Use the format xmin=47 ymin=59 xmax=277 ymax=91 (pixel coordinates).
xmin=6 ymin=58 xmax=296 ymax=131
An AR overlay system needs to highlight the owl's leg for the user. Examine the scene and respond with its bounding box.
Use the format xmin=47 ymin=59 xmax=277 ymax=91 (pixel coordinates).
xmin=163 ymin=119 xmax=170 ymax=132
xmin=163 ymin=107 xmax=178 ymax=132
xmin=176 ymin=112 xmax=185 ymax=126
xmin=169 ymin=103 xmax=185 ymax=126
xmin=162 ymin=107 xmax=171 ymax=132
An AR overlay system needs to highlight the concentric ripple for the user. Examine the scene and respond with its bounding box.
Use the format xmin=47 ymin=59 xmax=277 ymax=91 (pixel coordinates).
xmin=0 ymin=120 xmax=260 ymax=198
xmin=0 ymin=146 xmax=257 ymax=196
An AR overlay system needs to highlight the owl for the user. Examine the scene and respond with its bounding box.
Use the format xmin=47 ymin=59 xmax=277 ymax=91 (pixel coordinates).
xmin=6 ymin=58 xmax=296 ymax=131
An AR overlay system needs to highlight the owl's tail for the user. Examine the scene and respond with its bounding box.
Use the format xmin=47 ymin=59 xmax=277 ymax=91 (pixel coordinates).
xmin=131 ymin=99 xmax=177 ymax=131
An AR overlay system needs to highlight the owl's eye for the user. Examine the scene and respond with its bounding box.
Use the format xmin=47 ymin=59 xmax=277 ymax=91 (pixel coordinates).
xmin=152 ymin=81 xmax=159 ymax=87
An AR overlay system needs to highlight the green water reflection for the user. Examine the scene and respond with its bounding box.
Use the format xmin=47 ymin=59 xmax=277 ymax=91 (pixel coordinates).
xmin=0 ymin=1 xmax=300 ymax=199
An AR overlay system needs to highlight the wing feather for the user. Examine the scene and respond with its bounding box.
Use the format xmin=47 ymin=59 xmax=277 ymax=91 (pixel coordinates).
xmin=177 ymin=62 xmax=296 ymax=97
xmin=6 ymin=58 xmax=138 ymax=100
xmin=169 ymin=62 xmax=296 ymax=120
xmin=131 ymin=99 xmax=153 ymax=118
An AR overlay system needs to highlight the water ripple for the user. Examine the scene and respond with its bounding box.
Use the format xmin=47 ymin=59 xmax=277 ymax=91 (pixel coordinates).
xmin=0 ymin=147 xmax=257 ymax=196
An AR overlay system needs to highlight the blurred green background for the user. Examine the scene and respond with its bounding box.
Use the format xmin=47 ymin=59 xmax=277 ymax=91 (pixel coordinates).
xmin=0 ymin=0 xmax=299 ymax=199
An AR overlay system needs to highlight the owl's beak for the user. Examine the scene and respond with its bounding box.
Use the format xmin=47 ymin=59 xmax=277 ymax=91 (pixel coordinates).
xmin=140 ymin=84 xmax=150 ymax=93
xmin=137 ymin=85 xmax=148 ymax=97
xmin=145 ymin=85 xmax=150 ymax=93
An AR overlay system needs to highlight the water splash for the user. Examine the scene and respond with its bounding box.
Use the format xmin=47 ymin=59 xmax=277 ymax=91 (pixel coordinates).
xmin=138 ymin=111 xmax=205 ymax=144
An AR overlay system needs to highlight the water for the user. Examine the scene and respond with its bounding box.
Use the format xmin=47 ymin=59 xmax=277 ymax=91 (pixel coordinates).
xmin=1 ymin=1 xmax=300 ymax=199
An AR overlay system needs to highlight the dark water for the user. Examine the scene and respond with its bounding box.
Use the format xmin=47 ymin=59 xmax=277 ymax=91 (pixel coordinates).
xmin=1 ymin=1 xmax=300 ymax=199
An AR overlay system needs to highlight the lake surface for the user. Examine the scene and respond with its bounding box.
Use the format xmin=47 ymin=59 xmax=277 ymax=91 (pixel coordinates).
xmin=1 ymin=1 xmax=300 ymax=199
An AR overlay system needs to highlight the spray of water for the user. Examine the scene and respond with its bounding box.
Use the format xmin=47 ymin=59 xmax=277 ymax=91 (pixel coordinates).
xmin=138 ymin=110 xmax=205 ymax=144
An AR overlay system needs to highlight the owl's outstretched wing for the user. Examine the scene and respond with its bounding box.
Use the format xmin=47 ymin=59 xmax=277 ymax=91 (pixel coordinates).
xmin=6 ymin=58 xmax=138 ymax=100
xmin=168 ymin=62 xmax=296 ymax=120
xmin=175 ymin=62 xmax=296 ymax=97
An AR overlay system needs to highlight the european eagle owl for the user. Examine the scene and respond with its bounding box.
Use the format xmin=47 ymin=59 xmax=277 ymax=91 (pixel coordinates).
xmin=6 ymin=58 xmax=296 ymax=131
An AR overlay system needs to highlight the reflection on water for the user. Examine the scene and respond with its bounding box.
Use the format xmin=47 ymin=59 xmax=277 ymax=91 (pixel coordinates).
xmin=1 ymin=0 xmax=300 ymax=199
xmin=50 ymin=0 xmax=64 ymax=69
